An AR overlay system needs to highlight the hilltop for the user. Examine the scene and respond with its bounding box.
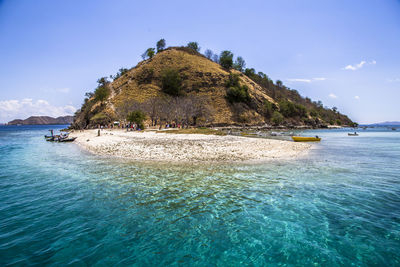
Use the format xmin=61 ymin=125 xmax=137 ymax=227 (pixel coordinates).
xmin=72 ymin=43 xmax=354 ymax=129
xmin=8 ymin=115 xmax=74 ymax=125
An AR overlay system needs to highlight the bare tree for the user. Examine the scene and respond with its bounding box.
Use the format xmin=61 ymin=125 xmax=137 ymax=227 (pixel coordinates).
xmin=212 ymin=54 xmax=219 ymax=63
xmin=115 ymin=100 xmax=144 ymax=122
xmin=143 ymin=97 xmax=160 ymax=126
xmin=204 ymin=49 xmax=213 ymax=60
xmin=117 ymin=95 xmax=215 ymax=128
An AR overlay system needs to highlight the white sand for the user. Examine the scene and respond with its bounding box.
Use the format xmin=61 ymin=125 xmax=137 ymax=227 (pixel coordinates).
xmin=70 ymin=129 xmax=311 ymax=163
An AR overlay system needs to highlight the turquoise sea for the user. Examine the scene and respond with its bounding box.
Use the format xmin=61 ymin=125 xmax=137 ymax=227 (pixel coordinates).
xmin=0 ymin=125 xmax=399 ymax=266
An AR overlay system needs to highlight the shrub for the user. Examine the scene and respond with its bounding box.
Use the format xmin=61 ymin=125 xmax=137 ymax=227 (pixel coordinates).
xmin=127 ymin=110 xmax=146 ymax=129
xmin=310 ymin=109 xmax=318 ymax=117
xmin=219 ymin=50 xmax=234 ymax=69
xmin=113 ymin=68 xmax=129 ymax=80
xmin=225 ymin=73 xmax=240 ymax=87
xmin=90 ymin=112 xmax=111 ymax=125
xmin=225 ymin=73 xmax=250 ymax=103
xmin=137 ymin=67 xmax=154 ymax=84
xmin=263 ymin=101 xmax=277 ymax=118
xmin=271 ymin=111 xmax=284 ymax=125
xmin=279 ymin=100 xmax=307 ymax=118
xmin=161 ymin=68 xmax=183 ymax=96
xmin=187 ymin=42 xmax=200 ymax=52
xmin=226 ymin=86 xmax=250 ymax=103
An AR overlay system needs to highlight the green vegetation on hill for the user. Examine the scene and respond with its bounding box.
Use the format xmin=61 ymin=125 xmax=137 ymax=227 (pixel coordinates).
xmin=72 ymin=39 xmax=355 ymax=129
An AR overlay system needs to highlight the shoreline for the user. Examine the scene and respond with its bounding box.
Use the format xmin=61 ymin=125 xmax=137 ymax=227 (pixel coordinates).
xmin=70 ymin=129 xmax=312 ymax=163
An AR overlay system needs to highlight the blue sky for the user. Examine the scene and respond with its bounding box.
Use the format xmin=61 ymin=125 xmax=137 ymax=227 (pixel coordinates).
xmin=0 ymin=0 xmax=399 ymax=123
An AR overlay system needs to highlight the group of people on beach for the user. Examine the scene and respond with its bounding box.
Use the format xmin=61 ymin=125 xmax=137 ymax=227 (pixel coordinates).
xmin=124 ymin=123 xmax=142 ymax=131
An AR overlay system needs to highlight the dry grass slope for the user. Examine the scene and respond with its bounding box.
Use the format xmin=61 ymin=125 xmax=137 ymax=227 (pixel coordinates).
xmin=108 ymin=48 xmax=269 ymax=125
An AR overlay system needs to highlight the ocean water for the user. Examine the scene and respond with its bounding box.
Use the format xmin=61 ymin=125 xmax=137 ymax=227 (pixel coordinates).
xmin=0 ymin=125 xmax=399 ymax=266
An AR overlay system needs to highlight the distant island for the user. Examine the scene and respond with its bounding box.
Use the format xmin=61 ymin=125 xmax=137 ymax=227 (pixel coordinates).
xmin=8 ymin=116 xmax=74 ymax=125
xmin=366 ymin=121 xmax=400 ymax=126
xmin=72 ymin=40 xmax=355 ymax=129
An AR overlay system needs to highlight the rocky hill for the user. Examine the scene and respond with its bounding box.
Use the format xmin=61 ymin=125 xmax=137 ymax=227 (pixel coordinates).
xmin=72 ymin=45 xmax=354 ymax=129
xmin=8 ymin=116 xmax=74 ymax=125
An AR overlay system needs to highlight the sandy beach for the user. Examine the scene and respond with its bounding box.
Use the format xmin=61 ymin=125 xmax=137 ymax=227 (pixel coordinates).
xmin=69 ymin=129 xmax=311 ymax=163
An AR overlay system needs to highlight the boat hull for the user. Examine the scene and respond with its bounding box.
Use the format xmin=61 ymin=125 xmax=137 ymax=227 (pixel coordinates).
xmin=292 ymin=136 xmax=321 ymax=142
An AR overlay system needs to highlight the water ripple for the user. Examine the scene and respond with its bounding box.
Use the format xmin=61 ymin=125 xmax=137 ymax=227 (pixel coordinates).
xmin=0 ymin=126 xmax=400 ymax=266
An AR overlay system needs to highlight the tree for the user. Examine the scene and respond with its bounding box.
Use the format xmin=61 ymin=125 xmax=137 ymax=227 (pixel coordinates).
xmin=279 ymin=100 xmax=307 ymax=118
xmin=187 ymin=42 xmax=200 ymax=52
xmin=156 ymin=39 xmax=166 ymax=52
xmin=94 ymin=86 xmax=110 ymax=103
xmin=143 ymin=97 xmax=164 ymax=126
xmin=161 ymin=68 xmax=183 ymax=96
xmin=97 ymin=77 xmax=108 ymax=87
xmin=225 ymin=73 xmax=250 ymax=103
xmin=332 ymin=107 xmax=338 ymax=113
xmin=141 ymin=48 xmax=155 ymax=60
xmin=112 ymin=68 xmax=129 ymax=80
xmin=115 ymin=100 xmax=144 ymax=121
xmin=276 ymin=80 xmax=283 ymax=88
xmin=244 ymin=68 xmax=256 ymax=77
xmin=90 ymin=112 xmax=111 ymax=125
xmin=94 ymin=77 xmax=110 ymax=104
xmin=127 ymin=110 xmax=147 ymax=129
xmin=226 ymin=85 xmax=250 ymax=103
xmin=212 ymin=54 xmax=219 ymax=63
xmin=85 ymin=92 xmax=94 ymax=99
xmin=219 ymin=50 xmax=234 ymax=69
xmin=204 ymin=49 xmax=213 ymax=59
xmin=271 ymin=111 xmax=284 ymax=125
xmin=263 ymin=101 xmax=276 ymax=118
xmin=233 ymin=56 xmax=246 ymax=72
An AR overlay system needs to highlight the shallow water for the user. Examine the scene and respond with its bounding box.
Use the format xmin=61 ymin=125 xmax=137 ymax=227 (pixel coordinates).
xmin=0 ymin=125 xmax=399 ymax=266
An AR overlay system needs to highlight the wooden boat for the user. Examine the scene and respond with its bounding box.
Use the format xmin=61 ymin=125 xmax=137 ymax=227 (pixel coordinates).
xmin=44 ymin=130 xmax=75 ymax=142
xmin=45 ymin=136 xmax=55 ymax=141
xmin=292 ymin=136 xmax=321 ymax=142
xmin=348 ymin=133 xmax=358 ymax=136
xmin=44 ymin=130 xmax=55 ymax=141
xmin=58 ymin=137 xmax=77 ymax=142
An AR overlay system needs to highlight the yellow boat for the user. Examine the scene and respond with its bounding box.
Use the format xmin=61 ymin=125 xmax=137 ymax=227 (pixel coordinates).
xmin=292 ymin=136 xmax=321 ymax=142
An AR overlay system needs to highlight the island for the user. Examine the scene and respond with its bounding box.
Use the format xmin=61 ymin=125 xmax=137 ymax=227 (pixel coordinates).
xmin=69 ymin=40 xmax=355 ymax=162
xmin=8 ymin=115 xmax=74 ymax=125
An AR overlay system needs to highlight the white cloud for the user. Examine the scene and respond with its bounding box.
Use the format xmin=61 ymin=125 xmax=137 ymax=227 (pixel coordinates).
xmin=287 ymin=77 xmax=327 ymax=83
xmin=0 ymin=99 xmax=76 ymax=123
xmin=354 ymin=96 xmax=360 ymax=100
xmin=343 ymin=60 xmax=376 ymax=71
xmin=57 ymin=88 xmax=70 ymax=93
xmin=387 ymin=78 xmax=400 ymax=83
xmin=287 ymin=78 xmax=311 ymax=83
xmin=329 ymin=93 xmax=337 ymax=99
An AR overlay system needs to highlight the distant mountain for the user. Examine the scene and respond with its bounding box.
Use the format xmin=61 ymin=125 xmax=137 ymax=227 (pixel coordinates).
xmin=8 ymin=116 xmax=74 ymax=125
xmin=367 ymin=121 xmax=400 ymax=126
